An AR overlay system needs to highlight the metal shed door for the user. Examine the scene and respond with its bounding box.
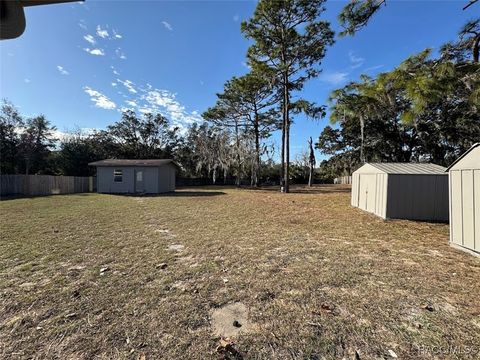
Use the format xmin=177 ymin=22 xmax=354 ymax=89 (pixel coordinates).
xmin=359 ymin=174 xmax=376 ymax=213
xmin=135 ymin=169 xmax=144 ymax=193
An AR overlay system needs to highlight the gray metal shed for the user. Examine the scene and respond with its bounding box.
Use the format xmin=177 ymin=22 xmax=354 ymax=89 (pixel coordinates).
xmin=447 ymin=143 xmax=480 ymax=256
xmin=351 ymin=163 xmax=448 ymax=221
xmin=88 ymin=159 xmax=178 ymax=194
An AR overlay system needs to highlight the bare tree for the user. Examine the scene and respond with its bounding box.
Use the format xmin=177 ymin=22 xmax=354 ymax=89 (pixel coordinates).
xmin=308 ymin=137 xmax=316 ymax=187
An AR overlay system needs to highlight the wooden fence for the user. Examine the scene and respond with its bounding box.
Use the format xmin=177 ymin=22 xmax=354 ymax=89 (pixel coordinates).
xmin=0 ymin=175 xmax=96 ymax=198
xmin=334 ymin=176 xmax=352 ymax=185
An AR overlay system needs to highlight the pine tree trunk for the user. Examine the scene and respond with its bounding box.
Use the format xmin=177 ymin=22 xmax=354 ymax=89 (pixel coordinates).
xmin=308 ymin=137 xmax=315 ymax=187
xmin=280 ymin=108 xmax=285 ymax=192
xmin=253 ymin=110 xmax=260 ymax=188
xmin=283 ymin=71 xmax=290 ymax=193
xmin=234 ymin=119 xmax=241 ymax=187
xmin=360 ymin=114 xmax=365 ymax=163
xmin=473 ymin=35 xmax=479 ymax=63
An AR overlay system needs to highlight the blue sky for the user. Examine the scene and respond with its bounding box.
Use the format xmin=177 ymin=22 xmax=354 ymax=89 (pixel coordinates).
xmin=0 ymin=0 xmax=476 ymax=161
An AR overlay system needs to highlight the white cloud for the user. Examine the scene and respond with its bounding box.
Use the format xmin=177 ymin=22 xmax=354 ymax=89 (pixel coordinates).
xmin=161 ymin=21 xmax=173 ymax=31
xmin=83 ymin=34 xmax=96 ymax=45
xmin=141 ymin=88 xmax=202 ymax=126
xmin=125 ymin=100 xmax=137 ymax=107
xmin=319 ymin=71 xmax=349 ymax=85
xmin=57 ymin=65 xmax=69 ymax=75
xmin=111 ymin=82 xmax=117 ymax=87
xmin=51 ymin=127 xmax=98 ymax=142
xmin=84 ymin=48 xmax=105 ymax=56
xmin=113 ymin=29 xmax=122 ymax=39
xmin=78 ymin=20 xmax=87 ymax=30
xmin=111 ymin=66 xmax=120 ymax=76
xmin=96 ymin=25 xmax=109 ymax=39
xmin=84 ymin=87 xmax=116 ymax=110
xmin=348 ymin=51 xmax=365 ymax=69
xmin=117 ymin=79 xmax=137 ymax=94
xmin=115 ymin=48 xmax=126 ymax=60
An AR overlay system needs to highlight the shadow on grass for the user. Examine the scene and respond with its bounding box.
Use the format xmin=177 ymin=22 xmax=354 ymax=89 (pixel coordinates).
xmin=242 ymin=184 xmax=352 ymax=194
xmin=0 ymin=192 xmax=96 ymax=201
xmin=130 ymin=190 xmax=226 ymax=197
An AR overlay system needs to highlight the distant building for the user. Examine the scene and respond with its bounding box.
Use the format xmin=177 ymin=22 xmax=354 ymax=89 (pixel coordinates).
xmin=89 ymin=159 xmax=178 ymax=194
xmin=447 ymin=143 xmax=480 ymax=256
xmin=351 ymin=163 xmax=448 ymax=221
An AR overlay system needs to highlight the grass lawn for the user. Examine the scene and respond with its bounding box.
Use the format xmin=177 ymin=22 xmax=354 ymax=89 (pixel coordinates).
xmin=1 ymin=186 xmax=479 ymax=359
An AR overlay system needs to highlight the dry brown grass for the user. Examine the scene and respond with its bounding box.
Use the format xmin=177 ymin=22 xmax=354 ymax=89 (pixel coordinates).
xmin=1 ymin=185 xmax=479 ymax=359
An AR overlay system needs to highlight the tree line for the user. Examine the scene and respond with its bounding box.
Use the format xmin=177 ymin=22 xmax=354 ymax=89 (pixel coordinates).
xmin=316 ymin=19 xmax=480 ymax=179
xmin=1 ymin=1 xmax=478 ymax=187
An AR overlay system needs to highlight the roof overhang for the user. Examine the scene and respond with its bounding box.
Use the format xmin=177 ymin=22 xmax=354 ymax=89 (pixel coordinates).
xmin=88 ymin=159 xmax=181 ymax=170
xmin=445 ymin=143 xmax=480 ymax=172
xmin=1 ymin=0 xmax=81 ymax=40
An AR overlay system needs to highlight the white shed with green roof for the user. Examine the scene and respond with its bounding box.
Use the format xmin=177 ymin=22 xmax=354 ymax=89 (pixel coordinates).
xmin=351 ymin=163 xmax=448 ymax=221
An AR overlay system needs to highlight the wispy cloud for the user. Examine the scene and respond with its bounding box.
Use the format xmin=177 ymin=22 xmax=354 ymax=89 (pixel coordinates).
xmin=57 ymin=65 xmax=69 ymax=75
xmin=111 ymin=82 xmax=117 ymax=87
xmin=117 ymin=79 xmax=137 ymax=94
xmin=161 ymin=21 xmax=173 ymax=31
xmin=115 ymin=48 xmax=127 ymax=60
xmin=78 ymin=20 xmax=87 ymax=30
xmin=111 ymin=66 xmax=120 ymax=76
xmin=141 ymin=88 xmax=202 ymax=127
xmin=51 ymin=128 xmax=98 ymax=142
xmin=125 ymin=100 xmax=137 ymax=107
xmin=364 ymin=64 xmax=384 ymax=73
xmin=96 ymin=25 xmax=109 ymax=39
xmin=84 ymin=48 xmax=105 ymax=56
xmin=24 ymin=78 xmax=31 ymax=83
xmin=83 ymin=34 xmax=96 ymax=45
xmin=319 ymin=71 xmax=349 ymax=85
xmin=348 ymin=51 xmax=365 ymax=69
xmin=112 ymin=29 xmax=122 ymax=39
xmin=84 ymin=87 xmax=116 ymax=110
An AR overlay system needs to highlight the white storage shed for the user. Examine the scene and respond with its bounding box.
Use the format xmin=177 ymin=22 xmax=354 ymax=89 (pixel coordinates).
xmin=351 ymin=163 xmax=448 ymax=221
xmin=447 ymin=143 xmax=480 ymax=256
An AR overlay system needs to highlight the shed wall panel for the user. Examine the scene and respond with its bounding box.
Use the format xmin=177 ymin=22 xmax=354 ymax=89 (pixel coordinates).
xmin=386 ymin=175 xmax=448 ymax=221
xmin=474 ymin=170 xmax=480 ymax=252
xmin=142 ymin=167 xmax=159 ymax=193
xmin=434 ymin=175 xmax=449 ymax=221
xmin=351 ymin=173 xmax=360 ymax=207
xmin=158 ymin=164 xmax=176 ymax=192
xmin=97 ymin=167 xmax=135 ymax=193
xmin=462 ymin=170 xmax=475 ymax=251
xmin=450 ymin=170 xmax=463 ymax=246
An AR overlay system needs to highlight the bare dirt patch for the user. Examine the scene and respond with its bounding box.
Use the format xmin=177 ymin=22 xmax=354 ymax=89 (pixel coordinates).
xmin=211 ymin=302 xmax=252 ymax=338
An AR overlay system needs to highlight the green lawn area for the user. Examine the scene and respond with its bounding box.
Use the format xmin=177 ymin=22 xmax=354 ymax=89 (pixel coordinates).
xmin=1 ymin=186 xmax=479 ymax=359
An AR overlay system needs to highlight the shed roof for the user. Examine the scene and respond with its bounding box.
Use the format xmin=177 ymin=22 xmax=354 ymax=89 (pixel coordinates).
xmin=88 ymin=159 xmax=178 ymax=167
xmin=446 ymin=143 xmax=479 ymax=171
xmin=358 ymin=163 xmax=447 ymax=175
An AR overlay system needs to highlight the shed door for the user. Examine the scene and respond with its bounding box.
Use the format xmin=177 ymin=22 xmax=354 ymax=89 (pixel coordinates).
xmin=135 ymin=169 xmax=144 ymax=193
xmin=359 ymin=174 xmax=376 ymax=213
